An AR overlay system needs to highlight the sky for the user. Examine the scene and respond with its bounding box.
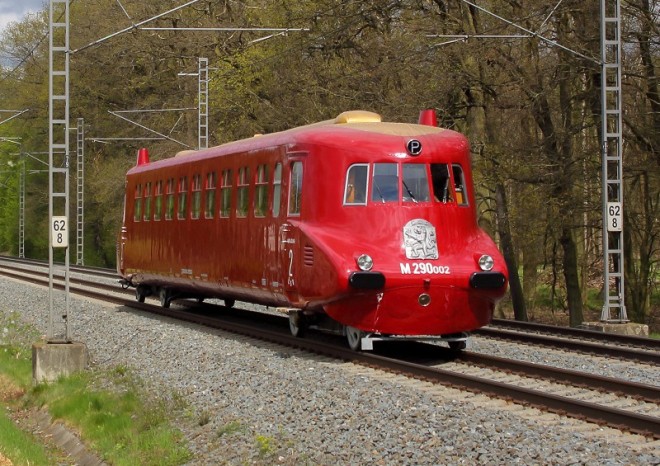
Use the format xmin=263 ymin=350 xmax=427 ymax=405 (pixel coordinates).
xmin=0 ymin=0 xmax=44 ymax=34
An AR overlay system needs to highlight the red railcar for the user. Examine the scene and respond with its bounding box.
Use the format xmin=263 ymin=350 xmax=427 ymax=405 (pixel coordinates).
xmin=118 ymin=110 xmax=508 ymax=350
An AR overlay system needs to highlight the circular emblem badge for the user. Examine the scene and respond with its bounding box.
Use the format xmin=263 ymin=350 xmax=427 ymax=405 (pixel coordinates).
xmin=406 ymin=139 xmax=422 ymax=156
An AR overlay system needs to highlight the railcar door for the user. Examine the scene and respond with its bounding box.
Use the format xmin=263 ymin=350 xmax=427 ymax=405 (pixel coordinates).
xmin=279 ymin=157 xmax=305 ymax=298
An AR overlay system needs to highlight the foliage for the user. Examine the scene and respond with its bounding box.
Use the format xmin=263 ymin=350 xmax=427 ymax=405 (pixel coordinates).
xmin=0 ymin=1 xmax=657 ymax=327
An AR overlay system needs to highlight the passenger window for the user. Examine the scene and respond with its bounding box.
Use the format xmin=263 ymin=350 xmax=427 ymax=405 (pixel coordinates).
xmin=177 ymin=176 xmax=188 ymax=220
xmin=272 ymin=163 xmax=282 ymax=217
xmin=165 ymin=178 xmax=175 ymax=220
xmin=191 ymin=174 xmax=202 ymax=220
xmin=402 ymin=164 xmax=430 ymax=203
xmin=431 ymin=164 xmax=451 ymax=203
xmin=452 ymin=164 xmax=468 ymax=206
xmin=205 ymin=172 xmax=216 ymax=219
xmin=220 ymin=169 xmax=232 ymax=218
xmin=254 ymin=165 xmax=268 ymax=217
xmin=344 ymin=164 xmax=368 ymax=205
xmin=288 ymin=161 xmax=303 ymax=216
xmin=237 ymin=167 xmax=249 ymax=218
xmin=134 ymin=184 xmax=142 ymax=222
xmin=371 ymin=163 xmax=398 ymax=203
xmin=154 ymin=180 xmax=163 ymax=221
xmin=143 ymin=182 xmax=152 ymax=221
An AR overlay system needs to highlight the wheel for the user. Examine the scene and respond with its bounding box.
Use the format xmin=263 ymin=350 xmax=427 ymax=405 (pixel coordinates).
xmin=159 ymin=288 xmax=171 ymax=308
xmin=288 ymin=311 xmax=306 ymax=338
xmin=448 ymin=340 xmax=466 ymax=351
xmin=224 ymin=298 xmax=235 ymax=308
xmin=345 ymin=326 xmax=363 ymax=351
xmin=135 ymin=285 xmax=147 ymax=303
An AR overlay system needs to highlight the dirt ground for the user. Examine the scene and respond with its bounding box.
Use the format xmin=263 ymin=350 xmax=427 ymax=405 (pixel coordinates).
xmin=496 ymin=303 xmax=660 ymax=334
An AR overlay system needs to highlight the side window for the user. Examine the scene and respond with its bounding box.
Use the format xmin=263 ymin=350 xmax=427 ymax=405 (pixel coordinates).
xmin=371 ymin=163 xmax=398 ymax=203
xmin=191 ymin=174 xmax=202 ymax=220
xmin=237 ymin=167 xmax=249 ymax=218
xmin=143 ymin=182 xmax=152 ymax=221
xmin=134 ymin=184 xmax=142 ymax=222
xmin=344 ymin=164 xmax=368 ymax=205
xmin=452 ymin=164 xmax=468 ymax=206
xmin=254 ymin=164 xmax=268 ymax=217
xmin=220 ymin=169 xmax=232 ymax=218
xmin=288 ymin=161 xmax=303 ymax=216
xmin=205 ymin=172 xmax=216 ymax=219
xmin=154 ymin=180 xmax=163 ymax=221
xmin=165 ymin=178 xmax=175 ymax=220
xmin=177 ymin=176 xmax=188 ymax=220
xmin=402 ymin=164 xmax=430 ymax=202
xmin=431 ymin=164 xmax=451 ymax=203
xmin=272 ymin=163 xmax=282 ymax=217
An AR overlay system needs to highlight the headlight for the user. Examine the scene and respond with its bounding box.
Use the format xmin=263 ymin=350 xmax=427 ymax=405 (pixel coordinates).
xmin=356 ymin=254 xmax=374 ymax=271
xmin=478 ymin=255 xmax=494 ymax=271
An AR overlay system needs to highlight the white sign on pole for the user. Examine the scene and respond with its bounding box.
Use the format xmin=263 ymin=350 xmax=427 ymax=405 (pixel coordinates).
xmin=51 ymin=216 xmax=68 ymax=248
xmin=607 ymin=202 xmax=623 ymax=232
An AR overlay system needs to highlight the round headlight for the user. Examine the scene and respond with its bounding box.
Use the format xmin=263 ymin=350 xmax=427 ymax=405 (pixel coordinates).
xmin=478 ymin=255 xmax=494 ymax=271
xmin=356 ymin=254 xmax=374 ymax=271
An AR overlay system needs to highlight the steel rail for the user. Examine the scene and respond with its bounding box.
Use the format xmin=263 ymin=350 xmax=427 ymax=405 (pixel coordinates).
xmin=1 ymin=267 xmax=658 ymax=439
xmin=455 ymin=351 xmax=660 ymax=403
xmin=476 ymin=327 xmax=659 ymax=365
xmin=489 ymin=318 xmax=660 ymax=351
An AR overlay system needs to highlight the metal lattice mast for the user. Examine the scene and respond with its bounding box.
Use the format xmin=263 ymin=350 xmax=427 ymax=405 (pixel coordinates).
xmin=198 ymin=57 xmax=208 ymax=150
xmin=48 ymin=0 xmax=71 ymax=342
xmin=600 ymin=0 xmax=627 ymax=322
xmin=18 ymin=157 xmax=25 ymax=258
xmin=76 ymin=118 xmax=84 ymax=265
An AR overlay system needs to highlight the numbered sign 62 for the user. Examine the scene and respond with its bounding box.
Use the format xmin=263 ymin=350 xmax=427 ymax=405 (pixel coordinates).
xmin=51 ymin=216 xmax=68 ymax=248
xmin=607 ymin=202 xmax=622 ymax=232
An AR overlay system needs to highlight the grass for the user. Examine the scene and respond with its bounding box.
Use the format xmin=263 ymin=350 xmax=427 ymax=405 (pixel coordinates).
xmin=0 ymin=374 xmax=55 ymax=466
xmin=24 ymin=369 xmax=192 ymax=466
xmin=0 ymin=311 xmax=192 ymax=466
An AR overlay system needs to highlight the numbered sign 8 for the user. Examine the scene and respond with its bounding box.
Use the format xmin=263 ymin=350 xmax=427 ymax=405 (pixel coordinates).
xmin=607 ymin=202 xmax=622 ymax=232
xmin=51 ymin=216 xmax=68 ymax=248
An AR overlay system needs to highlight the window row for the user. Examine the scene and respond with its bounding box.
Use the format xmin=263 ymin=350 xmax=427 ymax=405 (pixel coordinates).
xmin=344 ymin=162 xmax=468 ymax=206
xmin=133 ymin=161 xmax=303 ymax=222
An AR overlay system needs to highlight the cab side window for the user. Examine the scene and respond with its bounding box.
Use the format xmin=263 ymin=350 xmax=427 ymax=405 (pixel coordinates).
xmin=344 ymin=164 xmax=368 ymax=205
xmin=288 ymin=161 xmax=303 ymax=216
xmin=452 ymin=164 xmax=468 ymax=206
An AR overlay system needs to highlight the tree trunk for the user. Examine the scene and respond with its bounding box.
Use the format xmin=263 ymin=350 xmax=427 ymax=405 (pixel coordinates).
xmin=496 ymin=182 xmax=527 ymax=320
xmin=560 ymin=226 xmax=584 ymax=326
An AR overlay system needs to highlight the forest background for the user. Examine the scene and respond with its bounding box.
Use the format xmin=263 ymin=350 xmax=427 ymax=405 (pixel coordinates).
xmin=0 ymin=0 xmax=657 ymax=330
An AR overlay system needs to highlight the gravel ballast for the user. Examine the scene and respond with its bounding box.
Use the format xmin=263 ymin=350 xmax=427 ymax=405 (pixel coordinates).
xmin=1 ymin=277 xmax=659 ymax=465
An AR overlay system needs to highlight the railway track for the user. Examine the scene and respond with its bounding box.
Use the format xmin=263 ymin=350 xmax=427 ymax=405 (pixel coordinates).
xmin=1 ymin=256 xmax=659 ymax=439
